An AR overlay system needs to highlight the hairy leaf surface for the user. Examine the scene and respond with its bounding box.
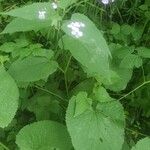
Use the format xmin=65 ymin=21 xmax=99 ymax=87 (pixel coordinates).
xmin=16 ymin=120 xmax=72 ymax=150
xmin=61 ymin=13 xmax=111 ymax=80
xmin=66 ymin=92 xmax=125 ymax=150
xmin=1 ymin=2 xmax=56 ymax=20
xmin=131 ymin=138 xmax=150 ymax=150
xmin=8 ymin=56 xmax=58 ymax=82
xmin=0 ymin=66 xmax=19 ymax=128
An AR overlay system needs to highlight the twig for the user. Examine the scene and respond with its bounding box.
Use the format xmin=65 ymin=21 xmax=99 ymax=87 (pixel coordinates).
xmin=0 ymin=142 xmax=9 ymax=150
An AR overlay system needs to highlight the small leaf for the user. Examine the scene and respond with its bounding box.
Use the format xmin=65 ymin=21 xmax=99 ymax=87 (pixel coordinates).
xmin=16 ymin=120 xmax=72 ymax=150
xmin=8 ymin=56 xmax=58 ymax=82
xmin=93 ymin=85 xmax=112 ymax=102
xmin=0 ymin=66 xmax=19 ymax=128
xmin=131 ymin=137 xmax=150 ymax=150
xmin=111 ymin=23 xmax=120 ymax=35
xmin=121 ymin=24 xmax=133 ymax=35
xmin=73 ymin=92 xmax=92 ymax=117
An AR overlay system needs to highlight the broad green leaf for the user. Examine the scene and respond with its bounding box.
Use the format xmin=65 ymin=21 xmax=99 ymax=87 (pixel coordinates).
xmin=0 ymin=66 xmax=19 ymax=128
xmin=1 ymin=2 xmax=57 ymax=21
xmin=1 ymin=18 xmax=52 ymax=34
xmin=137 ymin=47 xmax=150 ymax=58
xmin=8 ymin=56 xmax=58 ymax=82
xmin=61 ymin=13 xmax=111 ymax=80
xmin=16 ymin=120 xmax=72 ymax=150
xmin=66 ymin=92 xmax=125 ymax=150
xmin=131 ymin=138 xmax=150 ymax=150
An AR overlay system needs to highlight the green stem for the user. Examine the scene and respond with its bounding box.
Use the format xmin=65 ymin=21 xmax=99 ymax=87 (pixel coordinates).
xmin=126 ymin=127 xmax=150 ymax=138
xmin=65 ymin=55 xmax=72 ymax=73
xmin=64 ymin=55 xmax=72 ymax=96
xmin=34 ymin=85 xmax=67 ymax=102
xmin=118 ymin=80 xmax=150 ymax=101
xmin=0 ymin=142 xmax=9 ymax=150
xmin=103 ymin=80 xmax=150 ymax=104
xmin=64 ymin=74 xmax=69 ymax=96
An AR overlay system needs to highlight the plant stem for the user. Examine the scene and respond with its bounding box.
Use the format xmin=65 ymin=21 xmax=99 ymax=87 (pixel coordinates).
xmin=118 ymin=80 xmax=150 ymax=101
xmin=126 ymin=128 xmax=150 ymax=138
xmin=34 ymin=85 xmax=67 ymax=102
xmin=0 ymin=142 xmax=9 ymax=150
xmin=103 ymin=80 xmax=150 ymax=104
xmin=64 ymin=55 xmax=72 ymax=97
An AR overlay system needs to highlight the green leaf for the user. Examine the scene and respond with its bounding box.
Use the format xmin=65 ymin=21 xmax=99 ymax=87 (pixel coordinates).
xmin=27 ymin=93 xmax=61 ymax=121
xmin=66 ymin=92 xmax=125 ymax=150
xmin=16 ymin=120 xmax=72 ymax=150
xmin=121 ymin=24 xmax=133 ymax=35
xmin=70 ymin=78 xmax=95 ymax=96
xmin=1 ymin=18 xmax=52 ymax=34
xmin=8 ymin=56 xmax=58 ymax=82
xmin=0 ymin=42 xmax=16 ymax=52
xmin=131 ymin=138 xmax=150 ymax=150
xmin=61 ymin=13 xmax=111 ymax=80
xmin=1 ymin=2 xmax=56 ymax=21
xmin=104 ymin=67 xmax=133 ymax=92
xmin=93 ymin=85 xmax=112 ymax=102
xmin=111 ymin=23 xmax=120 ymax=35
xmin=120 ymin=54 xmax=143 ymax=69
xmin=73 ymin=92 xmax=92 ymax=117
xmin=137 ymin=47 xmax=150 ymax=58
xmin=104 ymin=43 xmax=133 ymax=91
xmin=58 ymin=0 xmax=78 ymax=9
xmin=0 ymin=66 xmax=19 ymax=128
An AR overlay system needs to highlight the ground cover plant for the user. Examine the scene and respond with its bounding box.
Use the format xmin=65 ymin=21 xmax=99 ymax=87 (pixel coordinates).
xmin=0 ymin=0 xmax=150 ymax=149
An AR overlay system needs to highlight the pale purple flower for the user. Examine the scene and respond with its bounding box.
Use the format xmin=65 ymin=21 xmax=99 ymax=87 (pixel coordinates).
xmin=98 ymin=0 xmax=115 ymax=5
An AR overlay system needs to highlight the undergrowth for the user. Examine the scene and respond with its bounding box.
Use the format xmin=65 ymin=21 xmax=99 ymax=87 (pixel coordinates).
xmin=0 ymin=0 xmax=150 ymax=150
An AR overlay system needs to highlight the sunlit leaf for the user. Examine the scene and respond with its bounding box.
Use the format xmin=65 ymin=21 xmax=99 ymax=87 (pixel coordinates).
xmin=1 ymin=2 xmax=57 ymax=21
xmin=61 ymin=13 xmax=111 ymax=80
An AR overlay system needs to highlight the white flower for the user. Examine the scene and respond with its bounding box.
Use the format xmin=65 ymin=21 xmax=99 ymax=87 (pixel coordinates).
xmin=67 ymin=21 xmax=85 ymax=38
xmin=101 ymin=0 xmax=115 ymax=4
xmin=51 ymin=2 xmax=58 ymax=9
xmin=38 ymin=10 xmax=46 ymax=20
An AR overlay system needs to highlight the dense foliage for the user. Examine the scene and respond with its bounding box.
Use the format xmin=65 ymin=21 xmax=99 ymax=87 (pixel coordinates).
xmin=0 ymin=0 xmax=150 ymax=149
